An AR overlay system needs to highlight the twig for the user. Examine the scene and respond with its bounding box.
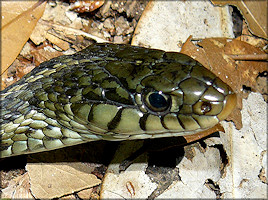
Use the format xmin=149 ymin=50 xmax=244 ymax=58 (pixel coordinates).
xmin=40 ymin=19 xmax=109 ymax=43
xmin=226 ymin=54 xmax=268 ymax=61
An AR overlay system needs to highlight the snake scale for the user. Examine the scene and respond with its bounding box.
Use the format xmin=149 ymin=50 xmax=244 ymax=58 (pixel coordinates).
xmin=0 ymin=43 xmax=236 ymax=158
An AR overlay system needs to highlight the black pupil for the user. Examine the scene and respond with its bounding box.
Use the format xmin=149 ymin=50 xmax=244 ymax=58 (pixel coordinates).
xmin=149 ymin=92 xmax=168 ymax=109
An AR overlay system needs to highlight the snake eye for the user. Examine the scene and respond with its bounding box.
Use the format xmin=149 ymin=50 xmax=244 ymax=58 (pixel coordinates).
xmin=200 ymin=102 xmax=212 ymax=114
xmin=144 ymin=91 xmax=171 ymax=113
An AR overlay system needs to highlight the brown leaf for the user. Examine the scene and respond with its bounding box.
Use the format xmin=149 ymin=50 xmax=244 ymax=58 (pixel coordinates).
xmin=16 ymin=63 xmax=36 ymax=80
xmin=1 ymin=43 xmax=63 ymax=91
xmin=26 ymin=162 xmax=101 ymax=199
xmin=1 ymin=59 xmax=36 ymax=90
xmin=211 ymin=0 xmax=268 ymax=39
xmin=1 ymin=1 xmax=47 ymax=75
xmin=46 ymin=33 xmax=70 ymax=51
xmin=223 ymin=39 xmax=267 ymax=89
xmin=31 ymin=45 xmax=64 ymax=66
xmin=181 ymin=37 xmax=267 ymax=129
xmin=184 ymin=124 xmax=225 ymax=144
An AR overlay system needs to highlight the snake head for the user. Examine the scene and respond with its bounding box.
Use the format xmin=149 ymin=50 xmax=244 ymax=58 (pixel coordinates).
xmin=87 ymin=44 xmax=236 ymax=138
xmin=133 ymin=52 xmax=237 ymax=135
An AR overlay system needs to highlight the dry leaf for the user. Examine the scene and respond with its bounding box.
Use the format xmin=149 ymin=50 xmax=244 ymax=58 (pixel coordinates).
xmin=77 ymin=188 xmax=94 ymax=199
xmin=211 ymin=0 xmax=268 ymax=39
xmin=184 ymin=124 xmax=224 ymax=144
xmin=1 ymin=55 xmax=36 ymax=90
xmin=237 ymin=33 xmax=268 ymax=51
xmin=1 ymin=173 xmax=33 ymax=199
xmin=16 ymin=63 xmax=36 ymax=80
xmin=31 ymin=46 xmax=64 ymax=67
xmin=223 ymin=39 xmax=267 ymax=93
xmin=26 ymin=162 xmax=101 ymax=199
xmin=1 ymin=44 xmax=63 ymax=90
xmin=60 ymin=194 xmax=77 ymax=199
xmin=46 ymin=33 xmax=70 ymax=51
xmin=69 ymin=0 xmax=105 ymax=13
xmin=1 ymin=1 xmax=47 ymax=75
xmin=181 ymin=37 xmax=267 ymax=129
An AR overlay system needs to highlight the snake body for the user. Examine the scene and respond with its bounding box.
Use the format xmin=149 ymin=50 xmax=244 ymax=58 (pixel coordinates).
xmin=0 ymin=43 xmax=236 ymax=158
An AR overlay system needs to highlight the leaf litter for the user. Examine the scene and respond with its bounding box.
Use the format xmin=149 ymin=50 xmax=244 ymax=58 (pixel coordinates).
xmin=1 ymin=0 xmax=267 ymax=199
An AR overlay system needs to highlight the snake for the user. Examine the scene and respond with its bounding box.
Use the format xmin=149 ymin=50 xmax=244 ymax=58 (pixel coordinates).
xmin=0 ymin=43 xmax=237 ymax=158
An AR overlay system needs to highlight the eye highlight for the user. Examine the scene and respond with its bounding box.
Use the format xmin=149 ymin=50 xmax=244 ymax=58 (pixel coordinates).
xmin=144 ymin=91 xmax=171 ymax=113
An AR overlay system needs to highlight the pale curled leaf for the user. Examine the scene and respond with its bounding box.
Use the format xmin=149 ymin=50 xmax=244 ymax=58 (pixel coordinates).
xmin=26 ymin=162 xmax=101 ymax=199
xmin=211 ymin=0 xmax=268 ymax=39
xmin=1 ymin=1 xmax=47 ymax=75
xmin=1 ymin=173 xmax=33 ymax=199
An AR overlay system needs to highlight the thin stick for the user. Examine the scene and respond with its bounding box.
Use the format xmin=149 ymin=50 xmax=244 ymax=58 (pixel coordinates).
xmin=227 ymin=54 xmax=268 ymax=61
xmin=40 ymin=19 xmax=109 ymax=43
